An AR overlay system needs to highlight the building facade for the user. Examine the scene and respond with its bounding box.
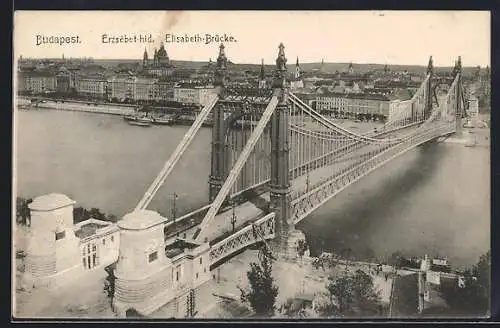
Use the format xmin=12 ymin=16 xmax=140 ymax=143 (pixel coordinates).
xmin=111 ymin=210 xmax=213 ymax=317
xmin=135 ymin=77 xmax=160 ymax=102
xmin=316 ymin=92 xmax=391 ymax=118
xmin=19 ymin=72 xmax=57 ymax=94
xmin=76 ymin=76 xmax=108 ymax=99
xmin=23 ymin=192 xmax=214 ymax=318
xmin=468 ymin=96 xmax=479 ymax=117
xmin=109 ymin=76 xmax=136 ymax=101
xmin=173 ymin=83 xmax=216 ymax=106
xmin=23 ymin=194 xmax=120 ymax=288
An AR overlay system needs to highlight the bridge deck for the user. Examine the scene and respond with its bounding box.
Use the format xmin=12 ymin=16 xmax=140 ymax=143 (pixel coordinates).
xmin=202 ymin=193 xmax=269 ymax=243
xmin=174 ymin=124 xmax=422 ymax=242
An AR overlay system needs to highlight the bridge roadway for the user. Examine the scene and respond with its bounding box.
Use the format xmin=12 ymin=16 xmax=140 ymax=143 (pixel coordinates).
xmin=166 ymin=124 xmax=422 ymax=245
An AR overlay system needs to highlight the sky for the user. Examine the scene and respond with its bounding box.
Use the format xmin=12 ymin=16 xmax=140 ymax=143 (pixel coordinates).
xmin=13 ymin=11 xmax=490 ymax=67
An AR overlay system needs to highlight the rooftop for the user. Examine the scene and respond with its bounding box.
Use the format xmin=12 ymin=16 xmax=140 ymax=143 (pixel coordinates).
xmin=19 ymin=70 xmax=56 ymax=78
xmin=28 ymin=193 xmax=75 ymax=211
xmin=74 ymin=221 xmax=109 ymax=239
xmin=118 ymin=210 xmax=165 ymax=230
xmin=175 ymin=82 xmax=214 ymax=89
xmin=318 ymin=91 xmax=392 ymax=101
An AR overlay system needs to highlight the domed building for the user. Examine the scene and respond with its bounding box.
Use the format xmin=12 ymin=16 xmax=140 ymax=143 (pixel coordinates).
xmin=155 ymin=42 xmax=170 ymax=66
xmin=142 ymin=42 xmax=174 ymax=77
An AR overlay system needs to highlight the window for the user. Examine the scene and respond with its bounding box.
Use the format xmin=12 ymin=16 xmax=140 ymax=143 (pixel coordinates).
xmin=199 ymin=257 xmax=203 ymax=265
xmin=111 ymin=235 xmax=114 ymax=242
xmin=176 ymin=265 xmax=181 ymax=282
xmin=148 ymin=251 xmax=158 ymax=263
xmin=55 ymin=231 xmax=66 ymax=241
xmin=196 ymin=273 xmax=199 ymax=279
xmin=102 ymin=238 xmax=106 ymax=246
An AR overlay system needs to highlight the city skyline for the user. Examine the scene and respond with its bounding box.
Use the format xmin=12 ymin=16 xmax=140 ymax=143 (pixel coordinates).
xmin=14 ymin=11 xmax=490 ymax=67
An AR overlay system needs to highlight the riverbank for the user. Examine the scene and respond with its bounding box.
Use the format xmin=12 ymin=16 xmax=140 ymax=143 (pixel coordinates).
xmin=439 ymin=127 xmax=490 ymax=148
xmin=18 ymin=100 xmax=136 ymax=116
xmin=197 ymin=249 xmax=396 ymax=318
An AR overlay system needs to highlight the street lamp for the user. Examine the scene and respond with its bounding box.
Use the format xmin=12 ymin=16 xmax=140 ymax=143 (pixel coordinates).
xmin=306 ymin=170 xmax=310 ymax=193
xmin=171 ymin=192 xmax=179 ymax=237
xmin=172 ymin=192 xmax=178 ymax=221
xmin=230 ymin=199 xmax=236 ymax=233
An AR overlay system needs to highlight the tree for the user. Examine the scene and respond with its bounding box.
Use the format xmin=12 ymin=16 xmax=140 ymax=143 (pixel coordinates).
xmin=320 ymin=269 xmax=383 ymax=317
xmin=441 ymin=250 xmax=490 ymax=316
xmin=88 ymin=207 xmax=106 ymax=221
xmin=73 ymin=206 xmax=113 ymax=224
xmin=240 ymin=248 xmax=279 ymax=317
xmin=16 ymin=197 xmax=32 ymax=225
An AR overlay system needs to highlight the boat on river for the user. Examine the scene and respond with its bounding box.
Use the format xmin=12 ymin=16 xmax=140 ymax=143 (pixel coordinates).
xmin=152 ymin=116 xmax=174 ymax=125
xmin=128 ymin=119 xmax=152 ymax=127
xmin=127 ymin=116 xmax=153 ymax=127
xmin=123 ymin=114 xmax=138 ymax=121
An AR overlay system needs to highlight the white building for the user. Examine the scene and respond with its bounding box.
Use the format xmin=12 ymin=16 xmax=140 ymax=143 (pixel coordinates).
xmin=112 ymin=210 xmax=213 ymax=317
xmin=135 ymin=77 xmax=159 ymax=102
xmin=19 ymin=72 xmax=57 ymax=94
xmin=173 ymin=83 xmax=216 ymax=106
xmin=109 ymin=76 xmax=136 ymax=101
xmin=22 ymin=193 xmax=214 ymax=318
xmin=23 ymin=194 xmax=120 ymax=288
xmin=468 ymin=96 xmax=479 ymax=118
xmin=74 ymin=219 xmax=120 ymax=271
xmin=388 ymin=99 xmax=414 ymax=122
xmin=76 ymin=76 xmax=108 ymax=99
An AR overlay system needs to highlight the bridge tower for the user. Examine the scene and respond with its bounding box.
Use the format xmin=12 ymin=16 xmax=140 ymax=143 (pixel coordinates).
xmin=425 ymin=56 xmax=434 ymax=119
xmin=270 ymin=43 xmax=292 ymax=254
xmin=455 ymin=56 xmax=464 ymax=129
xmin=209 ymin=44 xmax=228 ymax=202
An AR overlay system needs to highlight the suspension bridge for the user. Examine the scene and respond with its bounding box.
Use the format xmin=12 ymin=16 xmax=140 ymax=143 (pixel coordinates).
xmin=130 ymin=43 xmax=466 ymax=268
xmin=105 ymin=42 xmax=468 ymax=316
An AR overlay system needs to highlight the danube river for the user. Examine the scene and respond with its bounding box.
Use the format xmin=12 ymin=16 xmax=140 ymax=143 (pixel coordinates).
xmin=15 ymin=109 xmax=490 ymax=268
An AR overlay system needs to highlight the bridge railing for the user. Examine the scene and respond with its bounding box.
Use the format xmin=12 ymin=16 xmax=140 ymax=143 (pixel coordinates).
xmin=209 ymin=212 xmax=276 ymax=267
xmin=288 ymin=114 xmax=425 ymax=181
xmin=290 ymin=122 xmax=455 ymax=223
xmin=163 ymin=204 xmax=211 ymax=239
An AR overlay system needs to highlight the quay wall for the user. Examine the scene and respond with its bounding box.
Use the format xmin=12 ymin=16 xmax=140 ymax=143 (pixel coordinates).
xmin=17 ymin=99 xmax=136 ymax=116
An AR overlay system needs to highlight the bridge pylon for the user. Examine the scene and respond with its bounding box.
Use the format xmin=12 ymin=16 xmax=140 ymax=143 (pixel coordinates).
xmin=455 ymin=56 xmax=464 ymax=131
xmin=269 ymin=43 xmax=292 ymax=257
xmin=425 ymin=56 xmax=434 ymax=120
xmin=209 ymin=44 xmax=229 ymax=203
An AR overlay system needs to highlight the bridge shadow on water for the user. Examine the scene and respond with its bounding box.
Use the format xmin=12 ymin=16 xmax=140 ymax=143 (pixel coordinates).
xmin=296 ymin=140 xmax=447 ymax=262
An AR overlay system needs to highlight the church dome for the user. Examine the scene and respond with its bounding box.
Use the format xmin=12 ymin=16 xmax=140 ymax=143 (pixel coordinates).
xmin=157 ymin=43 xmax=168 ymax=58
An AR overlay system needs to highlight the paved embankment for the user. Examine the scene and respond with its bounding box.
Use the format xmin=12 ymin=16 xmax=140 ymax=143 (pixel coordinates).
xmin=17 ymin=98 xmax=136 ymax=116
